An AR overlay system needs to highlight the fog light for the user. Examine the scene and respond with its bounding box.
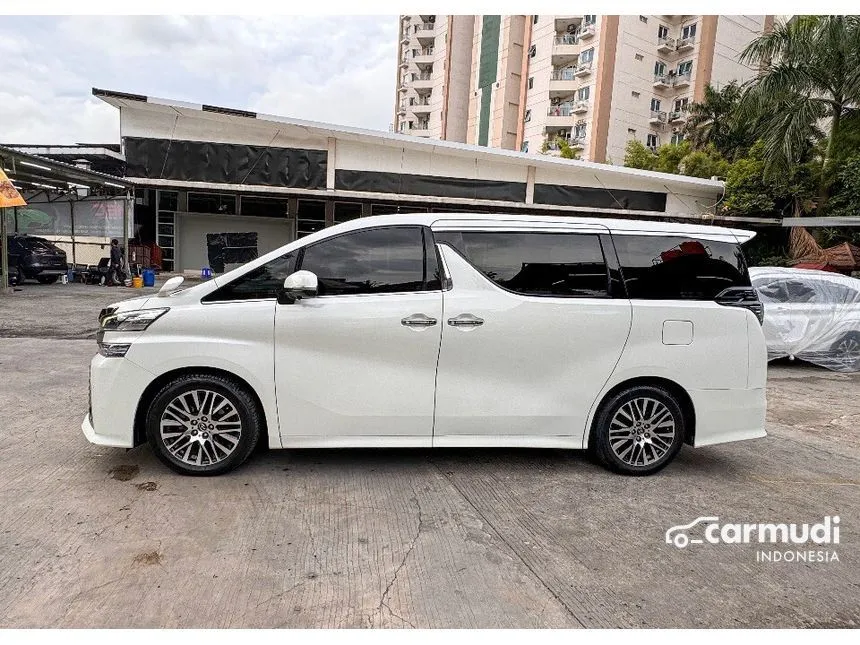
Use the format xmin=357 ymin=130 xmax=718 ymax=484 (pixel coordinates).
xmin=98 ymin=343 xmax=131 ymax=358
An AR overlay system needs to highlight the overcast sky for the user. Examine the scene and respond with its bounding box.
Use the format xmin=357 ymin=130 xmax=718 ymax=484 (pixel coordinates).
xmin=0 ymin=15 xmax=398 ymax=144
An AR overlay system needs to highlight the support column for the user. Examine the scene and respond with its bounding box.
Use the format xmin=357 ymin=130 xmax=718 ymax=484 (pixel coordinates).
xmin=525 ymin=165 xmax=536 ymax=204
xmin=326 ymin=137 xmax=337 ymax=191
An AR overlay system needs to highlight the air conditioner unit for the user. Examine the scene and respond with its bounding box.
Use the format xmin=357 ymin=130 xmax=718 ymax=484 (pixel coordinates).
xmin=567 ymin=24 xmax=577 ymax=32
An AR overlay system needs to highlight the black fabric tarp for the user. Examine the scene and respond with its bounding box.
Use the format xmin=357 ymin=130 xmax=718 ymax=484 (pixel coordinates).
xmin=533 ymin=184 xmax=667 ymax=211
xmin=335 ymin=169 xmax=527 ymax=202
xmin=206 ymin=232 xmax=258 ymax=273
xmin=124 ymin=137 xmax=327 ymax=189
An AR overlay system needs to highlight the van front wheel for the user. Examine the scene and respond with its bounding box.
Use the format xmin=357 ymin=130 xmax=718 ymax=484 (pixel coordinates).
xmin=145 ymin=373 xmax=261 ymax=476
xmin=592 ymin=385 xmax=685 ymax=475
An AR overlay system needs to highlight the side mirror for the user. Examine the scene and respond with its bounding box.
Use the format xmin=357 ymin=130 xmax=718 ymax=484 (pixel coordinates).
xmin=278 ymin=270 xmax=318 ymax=304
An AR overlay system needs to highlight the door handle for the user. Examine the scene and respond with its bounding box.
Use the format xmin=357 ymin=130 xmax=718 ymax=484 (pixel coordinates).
xmin=401 ymin=313 xmax=438 ymax=327
xmin=448 ymin=313 xmax=484 ymax=327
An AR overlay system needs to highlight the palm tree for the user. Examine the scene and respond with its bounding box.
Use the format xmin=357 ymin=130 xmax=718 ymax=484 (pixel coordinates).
xmin=738 ymin=15 xmax=860 ymax=202
xmin=683 ymin=82 xmax=751 ymax=159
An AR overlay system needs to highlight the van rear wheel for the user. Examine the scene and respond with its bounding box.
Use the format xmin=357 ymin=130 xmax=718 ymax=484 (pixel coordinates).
xmin=145 ymin=373 xmax=261 ymax=476
xmin=592 ymin=385 xmax=685 ymax=475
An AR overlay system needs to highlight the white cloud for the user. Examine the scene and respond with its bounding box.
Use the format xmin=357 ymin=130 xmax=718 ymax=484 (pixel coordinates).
xmin=0 ymin=15 xmax=397 ymax=144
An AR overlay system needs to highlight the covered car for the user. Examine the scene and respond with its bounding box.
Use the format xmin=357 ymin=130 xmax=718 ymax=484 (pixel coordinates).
xmin=749 ymin=266 xmax=860 ymax=372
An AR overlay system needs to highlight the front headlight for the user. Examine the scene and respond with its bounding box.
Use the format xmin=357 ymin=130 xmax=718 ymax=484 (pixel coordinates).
xmin=101 ymin=308 xmax=170 ymax=332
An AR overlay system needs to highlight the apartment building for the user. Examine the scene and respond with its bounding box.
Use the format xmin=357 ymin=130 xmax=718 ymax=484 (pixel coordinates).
xmin=395 ymin=15 xmax=772 ymax=165
xmin=393 ymin=15 xmax=475 ymax=141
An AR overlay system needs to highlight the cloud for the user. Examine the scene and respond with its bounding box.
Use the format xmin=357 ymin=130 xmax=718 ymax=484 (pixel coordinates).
xmin=0 ymin=15 xmax=397 ymax=144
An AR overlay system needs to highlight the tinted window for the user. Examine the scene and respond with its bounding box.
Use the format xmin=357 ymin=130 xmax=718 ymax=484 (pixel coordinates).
xmin=202 ymin=251 xmax=297 ymax=302
xmin=299 ymin=226 xmax=439 ymax=296
xmin=613 ymin=235 xmax=749 ymax=300
xmin=437 ymin=231 xmax=610 ymax=297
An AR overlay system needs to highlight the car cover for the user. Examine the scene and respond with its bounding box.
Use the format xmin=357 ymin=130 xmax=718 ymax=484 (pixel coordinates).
xmin=749 ymin=267 xmax=860 ymax=372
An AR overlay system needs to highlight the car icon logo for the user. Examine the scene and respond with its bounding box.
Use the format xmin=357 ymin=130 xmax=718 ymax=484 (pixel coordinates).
xmin=665 ymin=516 xmax=720 ymax=548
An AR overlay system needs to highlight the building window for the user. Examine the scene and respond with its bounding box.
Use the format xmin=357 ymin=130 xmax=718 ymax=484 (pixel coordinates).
xmin=650 ymin=97 xmax=661 ymax=112
xmin=333 ymin=201 xmax=362 ymax=224
xmin=635 ymin=53 xmax=644 ymax=61
xmin=528 ymin=44 xmax=536 ymax=58
xmin=631 ymin=90 xmax=641 ymax=98
xmin=658 ymin=25 xmax=669 ymax=39
xmin=524 ymin=109 xmax=532 ymax=122
xmin=654 ymin=61 xmax=667 ymax=76
xmin=528 ymin=76 xmax=534 ymax=90
xmin=296 ymin=199 xmax=326 ymax=238
xmin=574 ymin=122 xmax=587 ymax=139
xmin=533 ymin=15 xmax=539 ymax=24
xmin=674 ymin=97 xmax=689 ymax=112
xmin=580 ymin=47 xmax=594 ymax=64
xmin=681 ymin=23 xmax=697 ymax=40
xmin=188 ymin=192 xmax=236 ymax=215
xmin=646 ymin=133 xmax=659 ymax=149
xmin=639 ymin=15 xmax=648 ymax=23
xmin=671 ymin=132 xmax=685 ymax=145
xmin=584 ymin=15 xmax=596 ymax=25
xmin=577 ymin=86 xmax=590 ymax=101
xmin=677 ymin=60 xmax=693 ymax=76
xmin=240 ymin=196 xmax=289 ymax=218
xmin=521 ymin=141 xmax=529 ymax=153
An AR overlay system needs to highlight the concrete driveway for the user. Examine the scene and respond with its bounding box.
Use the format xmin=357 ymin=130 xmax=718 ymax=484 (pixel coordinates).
xmin=0 ymin=283 xmax=858 ymax=628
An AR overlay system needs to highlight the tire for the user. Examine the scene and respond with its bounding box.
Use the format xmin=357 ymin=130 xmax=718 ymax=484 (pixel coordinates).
xmin=591 ymin=385 xmax=686 ymax=476
xmin=37 ymin=275 xmax=59 ymax=284
xmin=145 ymin=373 xmax=262 ymax=476
xmin=830 ymin=331 xmax=860 ymax=372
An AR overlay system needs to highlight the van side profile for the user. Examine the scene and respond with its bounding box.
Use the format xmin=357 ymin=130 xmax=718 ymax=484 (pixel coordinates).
xmin=83 ymin=213 xmax=767 ymax=476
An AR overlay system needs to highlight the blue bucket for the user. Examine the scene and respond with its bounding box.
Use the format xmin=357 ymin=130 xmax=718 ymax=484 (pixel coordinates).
xmin=142 ymin=269 xmax=156 ymax=287
xmin=201 ymin=267 xmax=213 ymax=280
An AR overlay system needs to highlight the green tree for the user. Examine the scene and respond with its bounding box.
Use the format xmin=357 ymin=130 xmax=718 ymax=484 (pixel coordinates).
xmin=683 ymin=82 xmax=752 ymax=159
xmin=653 ymin=140 xmax=691 ymax=174
xmin=738 ymin=15 xmax=860 ymax=203
xmin=826 ymin=156 xmax=860 ymax=219
xmin=623 ymin=139 xmax=655 ymax=170
xmin=678 ymin=144 xmax=730 ymax=179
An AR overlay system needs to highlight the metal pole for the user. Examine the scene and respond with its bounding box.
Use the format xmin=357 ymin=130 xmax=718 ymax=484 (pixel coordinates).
xmin=123 ymin=193 xmax=130 ymax=274
xmin=70 ymin=199 xmax=76 ymax=266
xmin=1 ymin=206 xmax=9 ymax=293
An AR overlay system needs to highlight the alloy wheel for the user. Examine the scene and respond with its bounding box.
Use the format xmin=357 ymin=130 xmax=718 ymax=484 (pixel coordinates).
xmin=159 ymin=389 xmax=243 ymax=466
xmin=608 ymin=397 xmax=676 ymax=467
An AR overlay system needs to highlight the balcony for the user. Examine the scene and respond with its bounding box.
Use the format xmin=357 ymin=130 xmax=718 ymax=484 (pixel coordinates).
xmin=649 ymin=110 xmax=667 ymax=125
xmin=668 ymin=110 xmax=688 ymax=124
xmin=545 ymin=104 xmax=579 ymax=127
xmin=412 ymin=47 xmax=435 ymax=65
xmin=410 ymin=71 xmax=434 ymax=90
xmin=657 ymin=36 xmax=676 ymax=53
xmin=549 ymin=68 xmax=578 ymax=96
xmin=555 ymin=16 xmax=583 ymax=32
xmin=574 ymin=61 xmax=593 ymax=77
xmin=408 ymin=123 xmax=431 ymax=136
xmin=572 ymin=100 xmax=589 ymax=113
xmin=414 ymin=22 xmax=435 ymax=43
xmin=677 ymin=36 xmax=696 ymax=52
xmin=653 ymin=74 xmax=672 ymax=90
xmin=410 ymin=98 xmax=432 ymax=113
xmin=552 ymin=34 xmax=580 ymax=62
xmin=673 ymin=71 xmax=692 ymax=88
xmin=579 ymin=24 xmax=595 ymax=40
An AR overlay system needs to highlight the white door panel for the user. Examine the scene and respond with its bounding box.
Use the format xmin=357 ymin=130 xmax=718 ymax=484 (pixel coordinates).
xmin=433 ymin=246 xmax=632 ymax=441
xmin=275 ymin=293 xmax=442 ymax=442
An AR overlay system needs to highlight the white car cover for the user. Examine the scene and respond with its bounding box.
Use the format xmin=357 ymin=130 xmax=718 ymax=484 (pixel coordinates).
xmin=749 ymin=267 xmax=860 ymax=372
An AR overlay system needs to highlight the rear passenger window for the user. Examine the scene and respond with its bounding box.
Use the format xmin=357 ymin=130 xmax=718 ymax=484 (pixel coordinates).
xmin=613 ymin=235 xmax=749 ymax=300
xmin=437 ymin=231 xmax=610 ymax=297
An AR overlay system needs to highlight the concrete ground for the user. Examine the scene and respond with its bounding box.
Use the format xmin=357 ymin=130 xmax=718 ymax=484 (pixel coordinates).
xmin=0 ymin=282 xmax=858 ymax=628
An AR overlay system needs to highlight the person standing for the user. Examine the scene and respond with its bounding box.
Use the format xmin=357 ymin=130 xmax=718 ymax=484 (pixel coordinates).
xmin=108 ymin=238 xmax=124 ymax=286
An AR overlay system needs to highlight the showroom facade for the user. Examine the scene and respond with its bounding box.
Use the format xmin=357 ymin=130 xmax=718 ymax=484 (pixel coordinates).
xmin=93 ymin=87 xmax=774 ymax=274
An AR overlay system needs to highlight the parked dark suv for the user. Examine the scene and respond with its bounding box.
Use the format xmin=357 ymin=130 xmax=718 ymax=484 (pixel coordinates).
xmin=3 ymin=235 xmax=68 ymax=284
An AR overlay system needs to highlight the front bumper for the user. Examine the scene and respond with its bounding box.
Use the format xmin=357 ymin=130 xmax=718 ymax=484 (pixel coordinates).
xmin=82 ymin=353 xmax=154 ymax=449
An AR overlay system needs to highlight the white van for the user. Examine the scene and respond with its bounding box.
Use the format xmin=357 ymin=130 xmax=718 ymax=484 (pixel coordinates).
xmin=83 ymin=213 xmax=767 ymax=476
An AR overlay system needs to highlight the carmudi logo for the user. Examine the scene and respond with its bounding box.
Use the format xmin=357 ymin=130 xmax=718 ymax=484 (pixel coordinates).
xmin=665 ymin=516 xmax=841 ymax=563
